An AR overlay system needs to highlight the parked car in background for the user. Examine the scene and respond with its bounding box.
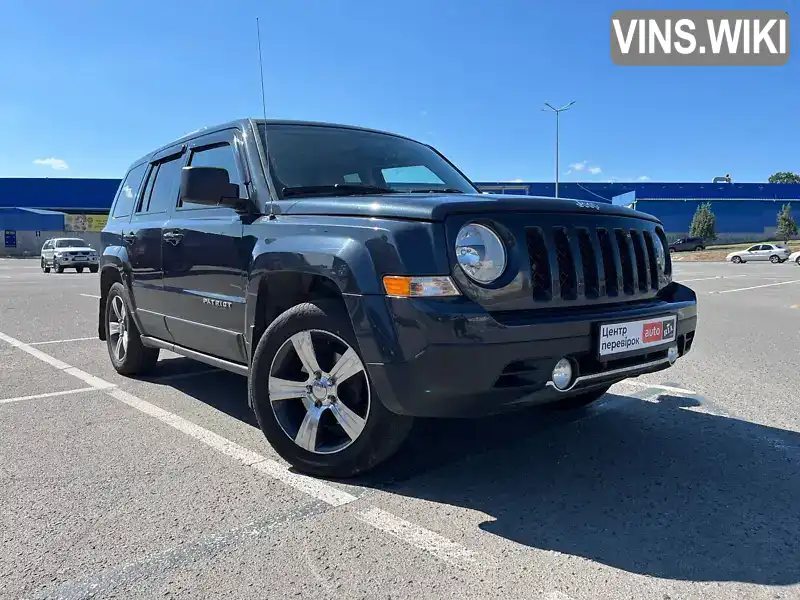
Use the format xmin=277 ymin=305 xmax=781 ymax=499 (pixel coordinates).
xmin=789 ymin=250 xmax=800 ymax=265
xmin=668 ymin=237 xmax=706 ymax=252
xmin=40 ymin=237 xmax=99 ymax=273
xmin=727 ymin=243 xmax=791 ymax=264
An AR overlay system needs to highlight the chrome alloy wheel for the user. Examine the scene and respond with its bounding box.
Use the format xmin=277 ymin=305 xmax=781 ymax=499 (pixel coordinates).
xmin=108 ymin=295 xmax=129 ymax=362
xmin=268 ymin=330 xmax=370 ymax=455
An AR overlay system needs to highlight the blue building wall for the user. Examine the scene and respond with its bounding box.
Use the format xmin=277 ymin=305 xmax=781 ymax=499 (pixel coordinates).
xmin=633 ymin=200 xmax=800 ymax=236
xmin=0 ymin=178 xmax=120 ymax=212
xmin=475 ymin=181 xmax=800 ymax=239
xmin=1 ymin=178 xmax=799 ymax=240
xmin=475 ymin=181 xmax=800 ymax=203
xmin=0 ymin=207 xmax=65 ymax=230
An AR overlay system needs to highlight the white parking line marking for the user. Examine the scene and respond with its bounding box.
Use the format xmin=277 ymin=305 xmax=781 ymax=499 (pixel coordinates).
xmin=358 ymin=507 xmax=485 ymax=568
xmin=712 ymin=279 xmax=800 ymax=294
xmin=250 ymin=460 xmax=358 ymax=507
xmin=0 ymin=331 xmax=72 ymax=369
xmin=0 ymin=328 xmax=359 ymax=508
xmin=29 ymin=336 xmax=98 ymax=346
xmin=64 ymin=366 xmax=117 ymax=390
xmin=80 ymin=293 xmax=101 ymax=299
xmin=0 ymin=387 xmax=97 ymax=405
xmin=619 ymin=380 xmax=697 ymax=395
xmin=677 ymin=275 xmax=748 ymax=283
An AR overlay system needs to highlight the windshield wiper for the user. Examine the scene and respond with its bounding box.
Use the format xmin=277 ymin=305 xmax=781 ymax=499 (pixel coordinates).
xmin=282 ymin=184 xmax=398 ymax=198
xmin=405 ymin=188 xmax=465 ymax=194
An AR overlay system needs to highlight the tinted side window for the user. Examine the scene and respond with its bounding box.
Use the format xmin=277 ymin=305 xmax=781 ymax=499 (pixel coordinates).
xmin=181 ymin=143 xmax=242 ymax=210
xmin=112 ymin=163 xmax=147 ymax=219
xmin=145 ymin=158 xmax=183 ymax=214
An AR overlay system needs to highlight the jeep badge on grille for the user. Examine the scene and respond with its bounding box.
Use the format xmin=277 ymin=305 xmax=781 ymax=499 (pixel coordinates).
xmin=574 ymin=200 xmax=601 ymax=211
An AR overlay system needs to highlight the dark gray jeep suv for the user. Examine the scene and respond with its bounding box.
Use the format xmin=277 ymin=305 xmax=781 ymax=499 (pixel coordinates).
xmin=98 ymin=119 xmax=698 ymax=477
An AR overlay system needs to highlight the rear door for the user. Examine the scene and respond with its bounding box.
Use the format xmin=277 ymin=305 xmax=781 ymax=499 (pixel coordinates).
xmin=126 ymin=144 xmax=187 ymax=340
xmin=161 ymin=129 xmax=251 ymax=364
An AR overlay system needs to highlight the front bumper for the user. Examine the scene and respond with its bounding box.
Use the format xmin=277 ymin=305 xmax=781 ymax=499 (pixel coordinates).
xmin=364 ymin=283 xmax=697 ymax=418
xmin=55 ymin=256 xmax=99 ymax=267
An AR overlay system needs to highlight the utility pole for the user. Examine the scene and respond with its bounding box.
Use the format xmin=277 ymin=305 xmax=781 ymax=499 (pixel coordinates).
xmin=542 ymin=101 xmax=576 ymax=198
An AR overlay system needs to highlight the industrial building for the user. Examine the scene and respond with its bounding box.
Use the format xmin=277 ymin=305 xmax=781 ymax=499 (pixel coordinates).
xmin=1 ymin=177 xmax=799 ymax=255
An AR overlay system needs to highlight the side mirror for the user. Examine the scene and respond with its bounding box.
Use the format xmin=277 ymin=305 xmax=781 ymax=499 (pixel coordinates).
xmin=179 ymin=166 xmax=246 ymax=211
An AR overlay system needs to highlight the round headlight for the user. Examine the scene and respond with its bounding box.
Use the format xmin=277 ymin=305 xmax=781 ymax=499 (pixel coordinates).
xmin=455 ymin=223 xmax=507 ymax=284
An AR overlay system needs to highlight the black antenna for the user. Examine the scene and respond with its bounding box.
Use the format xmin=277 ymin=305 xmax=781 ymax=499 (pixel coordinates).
xmin=256 ymin=17 xmax=276 ymax=219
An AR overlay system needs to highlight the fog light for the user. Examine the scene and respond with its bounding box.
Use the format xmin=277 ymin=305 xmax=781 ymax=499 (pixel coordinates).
xmin=667 ymin=345 xmax=679 ymax=364
xmin=551 ymin=358 xmax=574 ymax=391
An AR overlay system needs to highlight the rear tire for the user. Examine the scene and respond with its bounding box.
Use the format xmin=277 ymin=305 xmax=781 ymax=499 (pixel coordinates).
xmin=796 ymin=257 xmax=800 ymax=266
xmin=76 ymin=267 xmax=84 ymax=273
xmin=694 ymin=246 xmax=703 ymax=251
xmin=551 ymin=385 xmax=610 ymax=410
xmin=105 ymin=282 xmax=159 ymax=376
xmin=770 ymin=255 xmax=780 ymax=264
xmin=90 ymin=266 xmax=99 ymax=273
xmin=249 ymin=300 xmax=413 ymax=478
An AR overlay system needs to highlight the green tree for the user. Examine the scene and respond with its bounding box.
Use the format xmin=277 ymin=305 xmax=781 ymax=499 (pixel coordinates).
xmin=689 ymin=202 xmax=717 ymax=242
xmin=769 ymin=171 xmax=800 ymax=184
xmin=776 ymin=204 xmax=798 ymax=244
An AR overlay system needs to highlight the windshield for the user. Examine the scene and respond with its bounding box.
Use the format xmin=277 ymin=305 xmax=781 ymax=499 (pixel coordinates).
xmin=55 ymin=238 xmax=87 ymax=248
xmin=258 ymin=123 xmax=478 ymax=198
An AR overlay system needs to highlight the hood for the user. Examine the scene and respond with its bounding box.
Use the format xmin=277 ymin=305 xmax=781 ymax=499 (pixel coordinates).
xmin=55 ymin=246 xmax=95 ymax=252
xmin=282 ymin=193 xmax=661 ymax=223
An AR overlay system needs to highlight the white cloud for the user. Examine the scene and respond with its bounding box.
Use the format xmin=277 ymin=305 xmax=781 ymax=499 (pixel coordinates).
xmin=588 ymin=167 xmax=602 ymax=175
xmin=569 ymin=161 xmax=588 ymax=171
xmin=33 ymin=157 xmax=69 ymax=170
xmin=512 ymin=178 xmax=523 ymax=183
xmin=638 ymin=175 xmax=650 ymax=181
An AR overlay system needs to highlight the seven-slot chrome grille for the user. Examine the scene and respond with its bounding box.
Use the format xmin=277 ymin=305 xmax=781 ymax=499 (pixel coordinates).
xmin=525 ymin=223 xmax=670 ymax=305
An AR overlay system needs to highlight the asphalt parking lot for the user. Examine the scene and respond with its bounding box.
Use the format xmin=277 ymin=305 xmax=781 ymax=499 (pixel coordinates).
xmin=1 ymin=257 xmax=799 ymax=600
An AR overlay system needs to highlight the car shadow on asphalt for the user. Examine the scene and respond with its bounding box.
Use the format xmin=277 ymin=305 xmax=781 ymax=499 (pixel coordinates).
xmin=146 ymin=362 xmax=800 ymax=586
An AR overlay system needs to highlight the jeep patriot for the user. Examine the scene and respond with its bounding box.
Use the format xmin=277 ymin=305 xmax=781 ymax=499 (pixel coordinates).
xmin=98 ymin=119 xmax=698 ymax=477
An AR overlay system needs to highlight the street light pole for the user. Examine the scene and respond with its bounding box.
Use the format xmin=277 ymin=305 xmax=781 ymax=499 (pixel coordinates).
xmin=542 ymin=101 xmax=576 ymax=198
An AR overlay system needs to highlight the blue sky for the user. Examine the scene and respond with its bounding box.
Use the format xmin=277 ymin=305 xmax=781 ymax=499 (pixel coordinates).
xmin=1 ymin=0 xmax=796 ymax=183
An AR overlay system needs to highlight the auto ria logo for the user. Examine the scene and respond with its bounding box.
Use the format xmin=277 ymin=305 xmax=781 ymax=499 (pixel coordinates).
xmin=203 ymin=298 xmax=232 ymax=309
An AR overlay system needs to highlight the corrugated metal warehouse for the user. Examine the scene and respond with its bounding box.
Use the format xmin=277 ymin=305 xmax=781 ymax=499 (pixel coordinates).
xmin=1 ymin=177 xmax=799 ymax=254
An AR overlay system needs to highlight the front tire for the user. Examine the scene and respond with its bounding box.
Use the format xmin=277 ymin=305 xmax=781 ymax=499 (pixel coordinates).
xmin=694 ymin=246 xmax=704 ymax=251
xmin=90 ymin=266 xmax=99 ymax=273
xmin=76 ymin=267 xmax=84 ymax=273
xmin=796 ymin=257 xmax=800 ymax=266
xmin=732 ymin=256 xmax=742 ymax=264
xmin=104 ymin=282 xmax=159 ymax=375
xmin=249 ymin=300 xmax=413 ymax=478
xmin=41 ymin=258 xmax=50 ymax=273
xmin=54 ymin=259 xmax=64 ymax=273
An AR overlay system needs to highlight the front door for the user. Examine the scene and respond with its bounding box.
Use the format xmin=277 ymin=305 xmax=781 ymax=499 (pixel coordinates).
xmin=161 ymin=129 xmax=252 ymax=364
xmin=41 ymin=240 xmax=54 ymax=264
xmin=125 ymin=145 xmax=186 ymax=341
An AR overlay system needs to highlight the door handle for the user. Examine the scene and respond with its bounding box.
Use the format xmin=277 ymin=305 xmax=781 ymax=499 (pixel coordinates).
xmin=163 ymin=231 xmax=184 ymax=246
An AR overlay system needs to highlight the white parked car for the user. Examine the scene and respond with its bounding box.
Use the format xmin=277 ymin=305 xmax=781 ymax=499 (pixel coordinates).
xmin=40 ymin=237 xmax=99 ymax=273
xmin=727 ymin=243 xmax=791 ymax=264
xmin=789 ymin=250 xmax=800 ymax=265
